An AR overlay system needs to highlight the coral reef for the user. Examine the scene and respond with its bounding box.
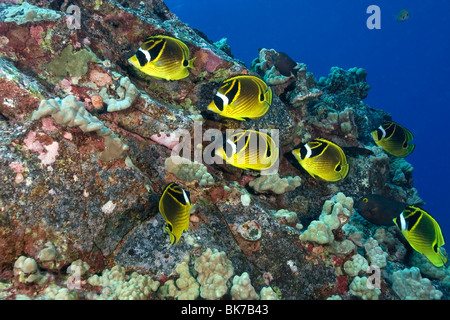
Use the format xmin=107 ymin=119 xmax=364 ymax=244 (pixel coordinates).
xmin=31 ymin=95 xmax=129 ymax=161
xmin=0 ymin=0 xmax=440 ymax=301
xmin=300 ymin=192 xmax=355 ymax=254
xmin=391 ymin=267 xmax=443 ymax=300
xmin=344 ymin=254 xmax=369 ymax=277
xmin=349 ymin=276 xmax=381 ymax=300
xmin=99 ymin=76 xmax=140 ymax=112
xmin=3 ymin=2 xmax=61 ymax=24
xmin=193 ymin=248 xmax=234 ymax=300
xmin=230 ymin=272 xmax=259 ymax=300
xmin=165 ymin=155 xmax=215 ymax=186
xmin=88 ymin=265 xmax=160 ymax=300
xmin=249 ymin=173 xmax=301 ymax=195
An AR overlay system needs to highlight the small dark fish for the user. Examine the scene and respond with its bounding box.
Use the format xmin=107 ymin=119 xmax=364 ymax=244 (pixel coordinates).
xmin=342 ymin=146 xmax=374 ymax=157
xmin=356 ymin=194 xmax=407 ymax=226
xmin=396 ymin=9 xmax=410 ymax=22
xmin=271 ymin=52 xmax=298 ymax=77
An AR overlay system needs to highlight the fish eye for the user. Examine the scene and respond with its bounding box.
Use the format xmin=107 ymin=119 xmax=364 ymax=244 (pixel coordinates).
xmin=183 ymin=59 xmax=188 ymax=67
xmin=363 ymin=198 xmax=368 ymax=203
xmin=336 ymin=164 xmax=342 ymax=172
xmin=433 ymin=243 xmax=438 ymax=253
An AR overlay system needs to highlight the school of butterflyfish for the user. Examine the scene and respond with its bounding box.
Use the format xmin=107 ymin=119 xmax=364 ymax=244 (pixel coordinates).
xmin=129 ymin=35 xmax=445 ymax=268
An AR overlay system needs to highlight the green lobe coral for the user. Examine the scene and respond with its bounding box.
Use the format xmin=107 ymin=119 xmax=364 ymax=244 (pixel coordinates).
xmin=45 ymin=45 xmax=100 ymax=79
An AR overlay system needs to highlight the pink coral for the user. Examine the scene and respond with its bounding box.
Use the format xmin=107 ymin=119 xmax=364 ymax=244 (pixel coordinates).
xmin=195 ymin=49 xmax=223 ymax=73
xmin=9 ymin=162 xmax=25 ymax=173
xmin=89 ymin=70 xmax=112 ymax=87
xmin=24 ymin=131 xmax=44 ymax=153
xmin=38 ymin=141 xmax=59 ymax=165
xmin=57 ymin=78 xmax=73 ymax=95
xmin=150 ymin=132 xmax=181 ymax=150
xmin=91 ymin=95 xmax=103 ymax=109
xmin=42 ymin=118 xmax=57 ymax=131
xmin=23 ymin=131 xmax=59 ymax=165
xmin=29 ymin=26 xmax=44 ymax=46
xmin=63 ymin=132 xmax=73 ymax=140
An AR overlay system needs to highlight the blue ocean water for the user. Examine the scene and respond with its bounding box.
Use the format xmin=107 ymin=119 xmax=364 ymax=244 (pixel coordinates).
xmin=164 ymin=0 xmax=450 ymax=242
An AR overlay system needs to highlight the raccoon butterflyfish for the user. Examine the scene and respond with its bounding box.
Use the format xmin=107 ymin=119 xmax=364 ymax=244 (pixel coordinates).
xmin=128 ymin=35 xmax=196 ymax=81
xmin=291 ymin=138 xmax=349 ymax=182
xmin=207 ymin=75 xmax=272 ymax=121
xmin=371 ymin=121 xmax=415 ymax=157
xmin=271 ymin=52 xmax=298 ymax=77
xmin=216 ymin=129 xmax=279 ymax=171
xmin=393 ymin=206 xmax=447 ymax=267
xmin=356 ymin=194 xmax=407 ymax=226
xmin=159 ymin=182 xmax=193 ymax=245
xmin=396 ymin=9 xmax=410 ymax=22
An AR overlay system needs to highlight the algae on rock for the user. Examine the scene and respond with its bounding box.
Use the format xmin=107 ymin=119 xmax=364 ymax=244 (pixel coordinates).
xmin=2 ymin=2 xmax=61 ymax=24
xmin=45 ymin=45 xmax=100 ymax=78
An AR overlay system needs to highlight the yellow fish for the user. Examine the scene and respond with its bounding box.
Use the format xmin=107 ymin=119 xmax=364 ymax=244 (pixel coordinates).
xmin=292 ymin=138 xmax=349 ymax=182
xmin=128 ymin=35 xmax=196 ymax=80
xmin=159 ymin=182 xmax=193 ymax=245
xmin=393 ymin=206 xmax=447 ymax=267
xmin=207 ymin=75 xmax=272 ymax=121
xmin=216 ymin=129 xmax=279 ymax=171
xmin=372 ymin=121 xmax=415 ymax=157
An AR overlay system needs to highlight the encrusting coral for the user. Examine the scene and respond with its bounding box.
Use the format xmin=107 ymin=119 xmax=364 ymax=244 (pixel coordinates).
xmin=364 ymin=237 xmax=388 ymax=269
xmin=409 ymin=250 xmax=450 ymax=283
xmin=391 ymin=267 xmax=443 ymax=300
xmin=13 ymin=256 xmax=45 ymax=285
xmin=300 ymin=192 xmax=355 ymax=254
xmin=87 ymin=265 xmax=160 ymax=300
xmin=344 ymin=253 xmax=369 ymax=277
xmin=3 ymin=2 xmax=61 ymax=24
xmin=193 ymin=248 xmax=234 ymax=300
xmin=31 ymin=95 xmax=129 ymax=161
xmin=157 ymin=260 xmax=200 ymax=300
xmin=45 ymin=44 xmax=100 ymax=79
xmin=165 ymin=155 xmax=215 ymax=186
xmin=99 ymin=76 xmax=140 ymax=112
xmin=348 ymin=276 xmax=381 ymax=300
xmin=249 ymin=173 xmax=301 ymax=195
xmin=230 ymin=272 xmax=259 ymax=300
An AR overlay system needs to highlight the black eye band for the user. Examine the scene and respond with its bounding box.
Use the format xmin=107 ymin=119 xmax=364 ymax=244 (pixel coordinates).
xmin=136 ymin=50 xmax=148 ymax=67
xmin=214 ymin=95 xmax=224 ymax=111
